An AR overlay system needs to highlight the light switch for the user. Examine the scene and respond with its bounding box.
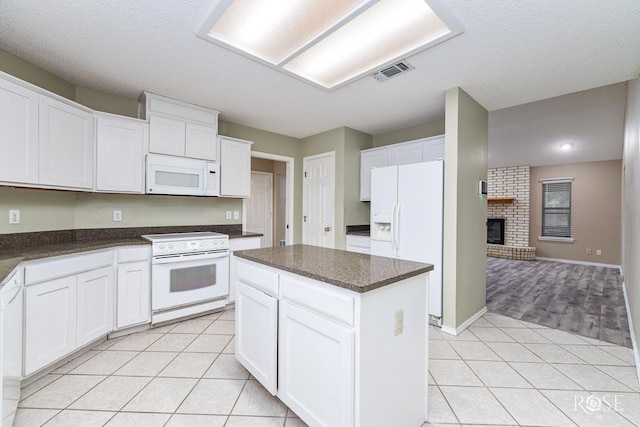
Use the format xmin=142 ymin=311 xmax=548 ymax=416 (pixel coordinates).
xmin=394 ymin=309 xmax=404 ymax=336
xmin=9 ymin=210 xmax=20 ymax=224
xmin=233 ymin=211 xmax=240 ymax=220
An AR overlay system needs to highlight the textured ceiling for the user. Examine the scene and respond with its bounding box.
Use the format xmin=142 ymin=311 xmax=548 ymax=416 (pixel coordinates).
xmin=0 ymin=0 xmax=639 ymax=165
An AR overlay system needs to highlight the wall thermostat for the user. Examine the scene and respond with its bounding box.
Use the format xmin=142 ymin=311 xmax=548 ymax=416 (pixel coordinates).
xmin=478 ymin=180 xmax=487 ymax=195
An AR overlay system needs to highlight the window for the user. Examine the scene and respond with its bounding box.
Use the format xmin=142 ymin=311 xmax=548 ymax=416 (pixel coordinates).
xmin=541 ymin=179 xmax=572 ymax=239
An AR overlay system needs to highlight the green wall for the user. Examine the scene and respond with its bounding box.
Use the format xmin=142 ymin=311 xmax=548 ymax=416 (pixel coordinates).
xmin=299 ymin=127 xmax=373 ymax=249
xmin=219 ymin=121 xmax=302 ymax=244
xmin=442 ymin=88 xmax=488 ymax=330
xmin=372 ymin=120 xmax=445 ymax=147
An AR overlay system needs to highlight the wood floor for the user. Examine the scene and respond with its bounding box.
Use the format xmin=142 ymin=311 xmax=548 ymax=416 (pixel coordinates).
xmin=486 ymin=257 xmax=632 ymax=347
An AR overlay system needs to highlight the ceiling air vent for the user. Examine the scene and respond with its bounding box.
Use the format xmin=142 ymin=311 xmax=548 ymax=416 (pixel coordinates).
xmin=371 ymin=60 xmax=415 ymax=82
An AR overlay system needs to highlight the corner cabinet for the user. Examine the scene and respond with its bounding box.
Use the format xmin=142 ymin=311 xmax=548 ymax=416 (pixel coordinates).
xmin=39 ymin=95 xmax=94 ymax=189
xmin=235 ymin=257 xmax=428 ymax=427
xmin=220 ymin=136 xmax=253 ymax=198
xmin=0 ymin=73 xmax=95 ymax=191
xmin=95 ymin=113 xmax=146 ymax=193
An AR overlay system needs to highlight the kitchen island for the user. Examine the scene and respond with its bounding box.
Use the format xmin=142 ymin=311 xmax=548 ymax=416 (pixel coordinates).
xmin=234 ymin=244 xmax=433 ymax=427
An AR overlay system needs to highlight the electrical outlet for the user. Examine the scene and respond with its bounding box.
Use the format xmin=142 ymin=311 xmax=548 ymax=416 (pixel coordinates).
xmin=596 ymin=249 xmax=602 ymax=256
xmin=113 ymin=210 xmax=122 ymax=222
xmin=394 ymin=309 xmax=404 ymax=336
xmin=226 ymin=211 xmax=232 ymax=220
xmin=9 ymin=210 xmax=20 ymax=224
xmin=586 ymin=249 xmax=592 ymax=255
xmin=233 ymin=211 xmax=240 ymax=220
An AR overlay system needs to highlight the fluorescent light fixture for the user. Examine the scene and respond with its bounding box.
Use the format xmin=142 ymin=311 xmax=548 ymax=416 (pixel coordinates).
xmin=561 ymin=143 xmax=573 ymax=150
xmin=198 ymin=0 xmax=463 ymax=90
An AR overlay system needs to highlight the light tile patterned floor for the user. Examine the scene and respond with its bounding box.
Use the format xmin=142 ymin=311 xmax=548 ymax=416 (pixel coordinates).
xmin=14 ymin=310 xmax=639 ymax=427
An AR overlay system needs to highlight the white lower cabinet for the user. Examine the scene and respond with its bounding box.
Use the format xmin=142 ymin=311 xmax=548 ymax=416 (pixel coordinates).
xmin=77 ymin=267 xmax=114 ymax=346
xmin=116 ymin=247 xmax=151 ymax=329
xmin=24 ymin=251 xmax=114 ymax=376
xmin=345 ymin=235 xmax=370 ymax=254
xmin=228 ymin=236 xmax=261 ymax=303
xmin=235 ymin=280 xmax=278 ymax=394
xmin=278 ymin=301 xmax=354 ymax=427
xmin=24 ymin=276 xmax=77 ymax=376
xmin=235 ymin=257 xmax=428 ymax=427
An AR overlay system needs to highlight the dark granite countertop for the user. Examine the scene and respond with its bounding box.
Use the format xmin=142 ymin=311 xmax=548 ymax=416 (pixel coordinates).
xmin=229 ymin=232 xmax=263 ymax=239
xmin=0 ymin=225 xmax=263 ymax=286
xmin=0 ymin=238 xmax=149 ymax=285
xmin=234 ymin=244 xmax=432 ymax=293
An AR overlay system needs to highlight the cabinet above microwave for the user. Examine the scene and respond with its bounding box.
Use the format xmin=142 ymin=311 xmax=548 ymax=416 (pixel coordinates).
xmin=139 ymin=92 xmax=220 ymax=162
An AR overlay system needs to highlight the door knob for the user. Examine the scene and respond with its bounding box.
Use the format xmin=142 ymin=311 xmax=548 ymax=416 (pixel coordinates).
xmin=324 ymin=226 xmax=331 ymax=232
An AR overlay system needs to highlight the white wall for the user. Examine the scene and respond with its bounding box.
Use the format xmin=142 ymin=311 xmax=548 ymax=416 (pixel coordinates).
xmin=489 ymin=83 xmax=626 ymax=168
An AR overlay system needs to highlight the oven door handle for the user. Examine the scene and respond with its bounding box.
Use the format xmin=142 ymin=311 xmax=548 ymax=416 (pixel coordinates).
xmin=152 ymin=250 xmax=229 ymax=265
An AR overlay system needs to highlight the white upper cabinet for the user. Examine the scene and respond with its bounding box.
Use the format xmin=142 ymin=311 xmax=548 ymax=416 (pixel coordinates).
xmin=359 ymin=147 xmax=389 ymax=201
xmin=220 ymin=135 xmax=253 ymax=198
xmin=141 ymin=92 xmax=219 ymax=161
xmin=389 ymin=140 xmax=423 ymax=166
xmin=96 ymin=113 xmax=146 ymax=193
xmin=149 ymin=115 xmax=185 ymax=157
xmin=0 ymin=77 xmax=39 ymax=184
xmin=185 ymin=122 xmax=218 ymax=161
xmin=360 ymin=135 xmax=445 ymax=201
xmin=422 ymin=134 xmax=445 ymax=162
xmin=39 ymin=95 xmax=94 ymax=189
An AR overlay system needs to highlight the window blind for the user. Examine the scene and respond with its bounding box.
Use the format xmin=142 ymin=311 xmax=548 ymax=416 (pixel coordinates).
xmin=541 ymin=180 xmax=572 ymax=238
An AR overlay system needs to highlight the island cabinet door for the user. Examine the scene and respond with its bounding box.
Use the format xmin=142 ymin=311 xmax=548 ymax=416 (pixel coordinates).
xmin=235 ymin=280 xmax=278 ymax=394
xmin=278 ymin=301 xmax=355 ymax=427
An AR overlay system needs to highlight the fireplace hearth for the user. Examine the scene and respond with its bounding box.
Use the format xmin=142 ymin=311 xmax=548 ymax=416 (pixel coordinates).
xmin=487 ymin=218 xmax=505 ymax=245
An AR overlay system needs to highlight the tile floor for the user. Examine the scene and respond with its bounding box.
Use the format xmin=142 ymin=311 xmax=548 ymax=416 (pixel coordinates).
xmin=14 ymin=309 xmax=640 ymax=427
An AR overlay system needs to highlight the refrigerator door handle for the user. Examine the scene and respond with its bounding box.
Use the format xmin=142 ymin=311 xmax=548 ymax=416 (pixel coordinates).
xmin=394 ymin=202 xmax=401 ymax=257
xmin=390 ymin=201 xmax=397 ymax=255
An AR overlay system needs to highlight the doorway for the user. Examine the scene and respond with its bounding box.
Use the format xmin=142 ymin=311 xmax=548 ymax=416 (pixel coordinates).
xmin=243 ymin=151 xmax=294 ymax=246
xmin=302 ymin=151 xmax=335 ymax=248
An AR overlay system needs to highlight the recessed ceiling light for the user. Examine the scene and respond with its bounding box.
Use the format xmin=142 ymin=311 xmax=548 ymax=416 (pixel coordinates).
xmin=198 ymin=0 xmax=463 ymax=90
xmin=561 ymin=143 xmax=573 ymax=150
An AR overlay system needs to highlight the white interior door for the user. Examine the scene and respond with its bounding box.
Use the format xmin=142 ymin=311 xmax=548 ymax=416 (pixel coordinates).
xmin=247 ymin=171 xmax=273 ymax=248
xmin=303 ymin=152 xmax=335 ymax=248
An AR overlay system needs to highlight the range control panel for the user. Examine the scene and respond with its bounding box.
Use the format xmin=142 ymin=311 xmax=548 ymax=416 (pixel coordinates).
xmin=152 ymin=237 xmax=229 ymax=256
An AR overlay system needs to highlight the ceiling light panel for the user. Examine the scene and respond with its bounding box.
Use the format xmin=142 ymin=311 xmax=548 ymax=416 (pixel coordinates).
xmin=206 ymin=0 xmax=369 ymax=65
xmin=284 ymin=0 xmax=450 ymax=88
xmin=200 ymin=0 xmax=462 ymax=90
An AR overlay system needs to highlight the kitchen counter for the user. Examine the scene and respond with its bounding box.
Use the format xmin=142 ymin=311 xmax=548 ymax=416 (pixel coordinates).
xmin=0 ymin=238 xmax=149 ymax=284
xmin=0 ymin=225 xmax=263 ymax=285
xmin=234 ymin=244 xmax=432 ymax=293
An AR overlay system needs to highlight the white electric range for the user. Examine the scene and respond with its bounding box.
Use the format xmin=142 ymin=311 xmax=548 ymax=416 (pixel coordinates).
xmin=142 ymin=232 xmax=230 ymax=324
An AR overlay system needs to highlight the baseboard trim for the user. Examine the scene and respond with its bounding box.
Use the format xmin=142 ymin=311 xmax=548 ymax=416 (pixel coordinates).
xmin=535 ymin=257 xmax=621 ymax=269
xmin=622 ymin=282 xmax=640 ymax=388
xmin=441 ymin=306 xmax=488 ymax=336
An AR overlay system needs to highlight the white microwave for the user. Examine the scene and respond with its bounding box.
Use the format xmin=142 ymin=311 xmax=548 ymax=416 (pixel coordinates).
xmin=146 ymin=154 xmax=219 ymax=196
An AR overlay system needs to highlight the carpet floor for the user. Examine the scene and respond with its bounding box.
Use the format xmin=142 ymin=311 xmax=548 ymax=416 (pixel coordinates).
xmin=486 ymin=257 xmax=631 ymax=348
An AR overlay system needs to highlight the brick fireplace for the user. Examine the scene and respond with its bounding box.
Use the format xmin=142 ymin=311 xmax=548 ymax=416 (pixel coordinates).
xmin=486 ymin=166 xmax=536 ymax=260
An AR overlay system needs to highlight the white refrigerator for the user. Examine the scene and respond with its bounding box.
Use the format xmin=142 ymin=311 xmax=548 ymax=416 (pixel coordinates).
xmin=370 ymin=160 xmax=444 ymax=321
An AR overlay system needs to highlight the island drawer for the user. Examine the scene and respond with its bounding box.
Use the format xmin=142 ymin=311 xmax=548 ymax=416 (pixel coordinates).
xmin=237 ymin=260 xmax=278 ymax=296
xmin=280 ymin=275 xmax=354 ymax=326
